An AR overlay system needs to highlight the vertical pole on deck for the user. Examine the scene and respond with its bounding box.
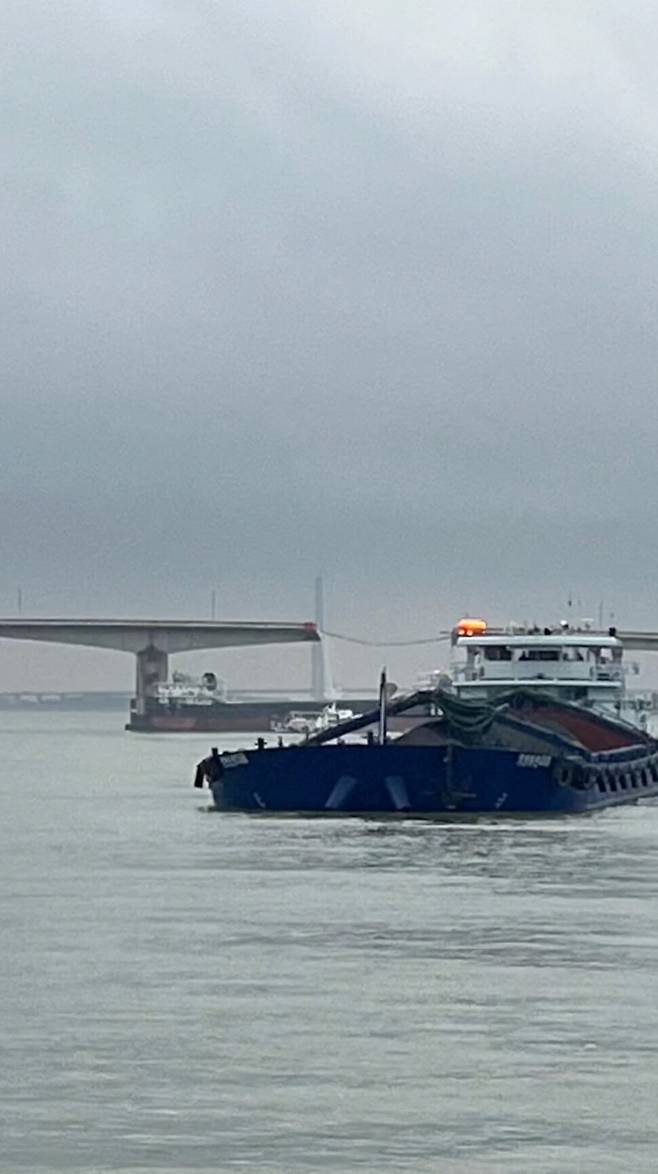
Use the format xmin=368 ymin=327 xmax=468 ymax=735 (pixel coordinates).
xmin=378 ymin=667 xmax=388 ymax=745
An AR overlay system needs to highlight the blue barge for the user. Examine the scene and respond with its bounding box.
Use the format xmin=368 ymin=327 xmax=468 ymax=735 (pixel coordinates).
xmin=200 ymin=687 xmax=658 ymax=816
xmin=196 ymin=621 xmax=658 ymax=816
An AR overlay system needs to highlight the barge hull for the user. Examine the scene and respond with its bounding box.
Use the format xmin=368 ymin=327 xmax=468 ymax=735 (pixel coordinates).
xmin=211 ymin=743 xmax=658 ymax=815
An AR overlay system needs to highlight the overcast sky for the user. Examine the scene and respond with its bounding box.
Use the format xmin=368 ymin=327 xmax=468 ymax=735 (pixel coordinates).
xmin=3 ymin=0 xmax=658 ymax=690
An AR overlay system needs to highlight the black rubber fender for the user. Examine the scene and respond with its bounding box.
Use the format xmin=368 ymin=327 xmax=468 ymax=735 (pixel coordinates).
xmin=579 ymin=768 xmax=595 ymax=791
xmin=554 ymin=761 xmax=574 ymax=788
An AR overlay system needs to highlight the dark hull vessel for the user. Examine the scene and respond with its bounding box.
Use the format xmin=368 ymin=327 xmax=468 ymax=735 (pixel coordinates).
xmin=206 ymin=688 xmax=658 ymax=816
xmin=128 ymin=690 xmax=432 ymax=727
xmin=128 ymin=696 xmax=378 ymax=734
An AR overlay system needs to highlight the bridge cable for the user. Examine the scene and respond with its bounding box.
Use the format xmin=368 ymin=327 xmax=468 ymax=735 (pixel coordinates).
xmin=320 ymin=630 xmax=450 ymax=648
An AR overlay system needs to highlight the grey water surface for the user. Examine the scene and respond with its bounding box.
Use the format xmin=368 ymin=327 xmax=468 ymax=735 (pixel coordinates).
xmin=2 ymin=712 xmax=658 ymax=1173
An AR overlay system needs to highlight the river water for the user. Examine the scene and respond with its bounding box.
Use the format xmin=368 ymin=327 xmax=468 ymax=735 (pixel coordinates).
xmin=2 ymin=711 xmax=658 ymax=1173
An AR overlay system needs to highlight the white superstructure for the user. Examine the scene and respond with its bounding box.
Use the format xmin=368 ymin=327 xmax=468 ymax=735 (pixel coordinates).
xmin=156 ymin=670 xmax=227 ymax=706
xmin=448 ymin=620 xmax=645 ymax=724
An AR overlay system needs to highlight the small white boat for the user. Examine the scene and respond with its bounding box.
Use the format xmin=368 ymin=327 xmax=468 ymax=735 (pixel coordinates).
xmin=312 ymin=703 xmax=357 ymax=731
xmin=270 ymin=711 xmax=322 ymax=734
xmin=271 ymin=703 xmax=359 ymax=735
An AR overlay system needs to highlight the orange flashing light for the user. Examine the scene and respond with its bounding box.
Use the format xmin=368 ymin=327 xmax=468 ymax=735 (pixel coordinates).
xmin=455 ymin=617 xmax=487 ymax=637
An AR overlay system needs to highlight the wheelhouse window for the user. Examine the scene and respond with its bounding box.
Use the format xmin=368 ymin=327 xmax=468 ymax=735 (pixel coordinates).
xmin=484 ymin=646 xmax=512 ymax=661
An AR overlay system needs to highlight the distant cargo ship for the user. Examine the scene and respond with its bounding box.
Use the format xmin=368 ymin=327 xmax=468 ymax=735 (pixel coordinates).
xmin=125 ymin=670 xmax=378 ymax=733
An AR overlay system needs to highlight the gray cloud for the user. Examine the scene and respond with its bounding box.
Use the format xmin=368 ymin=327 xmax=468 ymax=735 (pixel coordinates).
xmin=3 ymin=1 xmax=658 ymax=688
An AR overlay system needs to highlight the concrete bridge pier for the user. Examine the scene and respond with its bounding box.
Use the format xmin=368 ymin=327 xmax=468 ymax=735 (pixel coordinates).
xmin=135 ymin=646 xmax=169 ymax=713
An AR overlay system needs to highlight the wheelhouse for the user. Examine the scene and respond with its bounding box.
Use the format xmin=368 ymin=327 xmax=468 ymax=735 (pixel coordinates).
xmin=451 ymin=633 xmax=624 ymax=708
